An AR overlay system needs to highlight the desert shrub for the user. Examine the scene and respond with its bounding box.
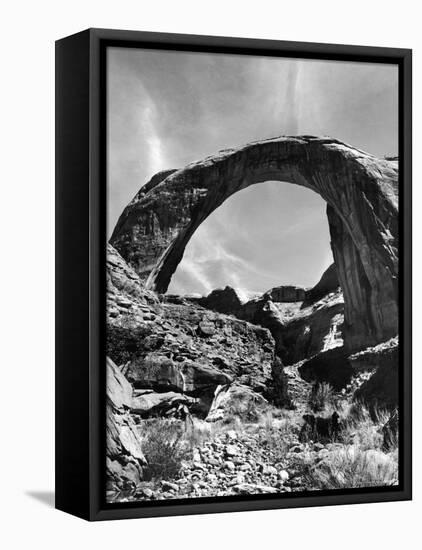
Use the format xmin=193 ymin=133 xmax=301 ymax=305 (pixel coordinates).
xmin=260 ymin=411 xmax=295 ymax=462
xmin=107 ymin=324 xmax=152 ymax=365
xmin=222 ymin=393 xmax=263 ymax=423
xmin=112 ymin=276 xmax=140 ymax=297
xmin=340 ymin=402 xmax=392 ymax=451
xmin=303 ymin=445 xmax=398 ymax=489
xmin=299 ymin=411 xmax=342 ymax=444
xmin=309 ymin=382 xmax=334 ymax=413
xmin=221 ymin=415 xmax=246 ymax=435
xmin=183 ymin=416 xmax=212 ymax=449
xmin=382 ymin=409 xmax=399 ymax=451
xmin=142 ymin=419 xmax=192 ymax=481
xmin=263 ymin=428 xmax=289 ymax=463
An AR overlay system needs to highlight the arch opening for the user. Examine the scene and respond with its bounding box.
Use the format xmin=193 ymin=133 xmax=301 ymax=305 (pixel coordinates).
xmin=167 ymin=180 xmax=334 ymax=298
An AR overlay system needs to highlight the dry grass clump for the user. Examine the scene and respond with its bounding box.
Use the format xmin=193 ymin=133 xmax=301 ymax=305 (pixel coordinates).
xmin=308 ymin=382 xmax=335 ymax=413
xmin=340 ymin=402 xmax=390 ymax=450
xmin=293 ymin=402 xmax=399 ymax=490
xmin=221 ymin=393 xmax=267 ymax=424
xmin=141 ymin=418 xmax=192 ymax=481
xmin=304 ymin=445 xmax=398 ymax=489
xmin=259 ymin=409 xmax=301 ymax=462
xmin=183 ymin=416 xmax=213 ymax=448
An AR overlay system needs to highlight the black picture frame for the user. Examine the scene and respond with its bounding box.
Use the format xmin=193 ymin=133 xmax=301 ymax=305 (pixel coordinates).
xmin=55 ymin=28 xmax=412 ymax=521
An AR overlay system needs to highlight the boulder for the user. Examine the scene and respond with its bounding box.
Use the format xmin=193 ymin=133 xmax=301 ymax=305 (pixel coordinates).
xmin=233 ymin=483 xmax=278 ymax=494
xmin=197 ymin=286 xmax=243 ymax=315
xmin=197 ymin=320 xmax=216 ymax=337
xmin=131 ymin=391 xmax=198 ymax=417
xmin=264 ymin=285 xmax=306 ymax=303
xmin=206 ymin=384 xmax=268 ymax=422
xmin=125 ymin=354 xmax=233 ymax=393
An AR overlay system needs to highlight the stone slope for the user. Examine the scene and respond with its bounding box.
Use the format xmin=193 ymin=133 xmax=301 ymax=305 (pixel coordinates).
xmin=106 ymin=245 xmax=285 ymax=411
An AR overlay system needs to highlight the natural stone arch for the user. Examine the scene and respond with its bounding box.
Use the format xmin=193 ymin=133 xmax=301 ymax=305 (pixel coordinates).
xmin=110 ymin=136 xmax=398 ymax=352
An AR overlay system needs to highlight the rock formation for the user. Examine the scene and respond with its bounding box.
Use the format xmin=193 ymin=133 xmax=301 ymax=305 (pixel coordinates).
xmin=196 ymin=286 xmax=243 ymax=315
xmin=110 ymin=135 xmax=398 ymax=352
xmin=190 ymin=264 xmax=344 ymax=366
xmin=264 ymin=285 xmax=306 ymax=303
xmin=302 ymin=263 xmax=339 ymax=308
xmin=106 ymin=357 xmax=146 ymax=490
xmin=107 ymin=244 xmax=283 ymax=407
xmin=297 ymin=337 xmax=399 ymax=411
xmin=351 ymin=337 xmax=399 ymax=412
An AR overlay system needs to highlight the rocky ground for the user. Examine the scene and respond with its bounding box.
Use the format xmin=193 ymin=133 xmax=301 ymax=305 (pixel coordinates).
xmin=106 ymin=244 xmax=399 ymax=504
xmin=107 ymin=406 xmax=398 ymax=503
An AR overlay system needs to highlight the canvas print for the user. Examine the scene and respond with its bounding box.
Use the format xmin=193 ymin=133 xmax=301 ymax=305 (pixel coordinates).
xmin=105 ymin=47 xmax=399 ymax=504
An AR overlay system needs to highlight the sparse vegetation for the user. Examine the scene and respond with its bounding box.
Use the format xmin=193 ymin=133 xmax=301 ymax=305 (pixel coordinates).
xmin=309 ymin=381 xmax=334 ymax=413
xmin=340 ymin=402 xmax=389 ymax=450
xmin=142 ymin=418 xmax=192 ymax=480
xmin=303 ymin=445 xmax=398 ymax=489
xmin=183 ymin=416 xmax=213 ymax=448
xmin=261 ymin=411 xmax=292 ymax=462
xmin=221 ymin=393 xmax=266 ymax=424
xmin=112 ymin=276 xmax=140 ymax=297
xmin=289 ymin=401 xmax=399 ymax=490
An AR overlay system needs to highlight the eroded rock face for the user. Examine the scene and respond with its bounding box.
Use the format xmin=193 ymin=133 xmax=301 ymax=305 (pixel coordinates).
xmin=264 ymin=285 xmax=306 ymax=303
xmin=298 ymin=348 xmax=354 ymax=391
xmin=273 ymin=290 xmax=344 ymax=365
xmin=302 ymin=263 xmax=339 ymax=308
xmin=107 ymin=245 xmax=281 ymax=400
xmin=194 ymin=274 xmax=344 ymax=366
xmin=110 ymin=136 xmax=398 ymax=352
xmin=297 ymin=337 xmax=399 ymax=410
xmin=196 ymin=286 xmax=243 ymax=315
xmin=351 ymin=337 xmax=399 ymax=412
xmin=106 ymin=358 xmax=146 ymax=490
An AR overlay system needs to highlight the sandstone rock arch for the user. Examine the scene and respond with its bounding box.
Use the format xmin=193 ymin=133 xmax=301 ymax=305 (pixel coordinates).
xmin=110 ymin=136 xmax=398 ymax=352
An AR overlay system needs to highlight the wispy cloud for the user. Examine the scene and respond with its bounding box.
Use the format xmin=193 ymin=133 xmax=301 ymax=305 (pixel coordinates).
xmin=142 ymin=102 xmax=166 ymax=177
xmin=280 ymin=61 xmax=301 ymax=134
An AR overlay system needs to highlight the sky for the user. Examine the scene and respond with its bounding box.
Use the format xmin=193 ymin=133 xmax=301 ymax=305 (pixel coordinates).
xmin=107 ymin=47 xmax=398 ymax=296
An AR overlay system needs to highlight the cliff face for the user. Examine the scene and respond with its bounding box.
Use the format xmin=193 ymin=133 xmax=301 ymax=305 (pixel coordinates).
xmin=110 ymin=136 xmax=398 ymax=353
xmin=107 ymin=245 xmax=281 ymax=403
xmin=190 ymin=266 xmax=344 ymax=367
xmin=106 ymin=357 xmax=146 ymax=490
xmin=302 ymin=263 xmax=339 ymax=308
